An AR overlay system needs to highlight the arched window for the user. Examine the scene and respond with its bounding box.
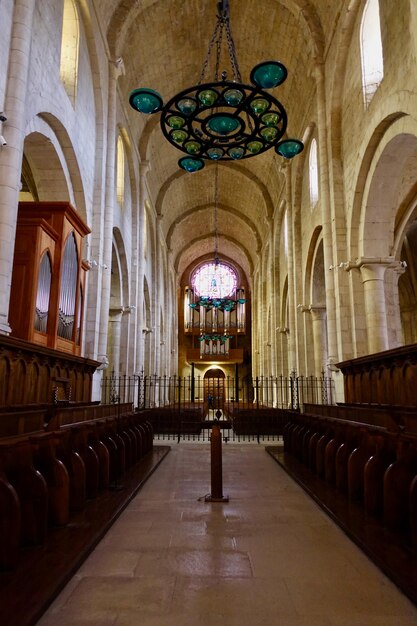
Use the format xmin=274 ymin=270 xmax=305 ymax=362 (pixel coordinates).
xmin=309 ymin=139 xmax=319 ymax=207
xmin=116 ymin=135 xmax=125 ymax=208
xmin=60 ymin=0 xmax=80 ymax=105
xmin=192 ymin=262 xmax=237 ymax=298
xmin=360 ymin=0 xmax=384 ymax=107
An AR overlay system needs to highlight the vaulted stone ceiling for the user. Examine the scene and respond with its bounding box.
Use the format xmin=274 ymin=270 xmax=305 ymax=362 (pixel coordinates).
xmin=101 ymin=0 xmax=343 ymax=281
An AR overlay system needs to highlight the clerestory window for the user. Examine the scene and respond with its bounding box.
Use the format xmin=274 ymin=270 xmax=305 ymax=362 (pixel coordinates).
xmin=60 ymin=0 xmax=80 ymax=105
xmin=309 ymin=138 xmax=319 ymax=207
xmin=360 ymin=0 xmax=384 ymax=107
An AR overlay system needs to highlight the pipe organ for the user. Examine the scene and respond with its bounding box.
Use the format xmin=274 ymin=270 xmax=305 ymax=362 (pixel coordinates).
xmin=184 ymin=285 xmax=246 ymax=361
xmin=9 ymin=202 xmax=90 ymax=356
xmin=184 ymin=286 xmax=246 ymax=335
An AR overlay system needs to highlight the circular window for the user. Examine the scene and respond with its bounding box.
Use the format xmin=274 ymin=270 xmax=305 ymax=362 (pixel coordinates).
xmin=192 ymin=262 xmax=237 ymax=298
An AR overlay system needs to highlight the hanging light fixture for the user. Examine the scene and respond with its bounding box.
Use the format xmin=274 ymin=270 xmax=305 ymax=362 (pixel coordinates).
xmin=129 ymin=0 xmax=304 ymax=172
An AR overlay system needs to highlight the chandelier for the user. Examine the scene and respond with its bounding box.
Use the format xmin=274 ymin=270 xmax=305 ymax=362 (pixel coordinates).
xmin=129 ymin=0 xmax=304 ymax=172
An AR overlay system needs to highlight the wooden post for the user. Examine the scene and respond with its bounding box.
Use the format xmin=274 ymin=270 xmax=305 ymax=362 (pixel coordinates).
xmin=205 ymin=421 xmax=229 ymax=502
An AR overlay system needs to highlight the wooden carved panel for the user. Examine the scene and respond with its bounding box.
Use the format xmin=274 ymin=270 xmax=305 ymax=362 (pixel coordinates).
xmin=9 ymin=202 xmax=90 ymax=356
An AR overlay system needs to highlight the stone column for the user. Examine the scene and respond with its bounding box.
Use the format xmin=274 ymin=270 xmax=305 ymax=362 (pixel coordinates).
xmin=97 ymin=59 xmax=124 ymax=368
xmin=109 ymin=307 xmax=123 ymax=375
xmin=283 ymin=163 xmax=297 ymax=374
xmin=309 ymin=305 xmax=327 ymax=375
xmin=314 ymin=63 xmax=338 ymax=370
xmin=154 ymin=215 xmax=163 ymax=376
xmin=136 ymin=162 xmax=149 ymax=373
xmin=0 ymin=0 xmax=36 ymax=334
xmin=355 ymin=257 xmax=402 ymax=354
xmin=121 ymin=306 xmax=133 ymax=374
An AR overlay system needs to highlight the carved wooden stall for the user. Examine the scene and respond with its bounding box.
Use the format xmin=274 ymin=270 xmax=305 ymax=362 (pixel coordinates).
xmin=0 ymin=334 xmax=97 ymax=412
xmin=270 ymin=343 xmax=417 ymax=606
xmin=337 ymin=343 xmax=417 ymax=406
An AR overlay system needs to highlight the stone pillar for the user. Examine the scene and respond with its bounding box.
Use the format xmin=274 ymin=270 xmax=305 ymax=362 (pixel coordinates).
xmin=121 ymin=306 xmax=133 ymax=374
xmin=283 ymin=163 xmax=297 ymax=374
xmin=356 ymin=257 xmax=403 ymax=354
xmin=154 ymin=215 xmax=163 ymax=376
xmin=390 ymin=262 xmax=407 ymax=347
xmin=277 ymin=327 xmax=289 ymax=375
xmin=97 ymin=59 xmax=124 ymax=368
xmin=109 ymin=307 xmax=123 ymax=375
xmin=136 ymin=163 xmax=149 ymax=373
xmin=314 ymin=63 xmax=338 ymax=370
xmin=309 ymin=305 xmax=327 ymax=375
xmin=0 ymin=0 xmax=36 ymax=334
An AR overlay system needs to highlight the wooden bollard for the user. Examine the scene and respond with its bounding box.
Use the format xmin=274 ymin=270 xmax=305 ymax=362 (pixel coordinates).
xmin=205 ymin=421 xmax=229 ymax=502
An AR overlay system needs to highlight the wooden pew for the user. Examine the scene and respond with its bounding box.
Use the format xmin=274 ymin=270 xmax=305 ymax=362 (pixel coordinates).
xmin=0 ymin=406 xmax=154 ymax=572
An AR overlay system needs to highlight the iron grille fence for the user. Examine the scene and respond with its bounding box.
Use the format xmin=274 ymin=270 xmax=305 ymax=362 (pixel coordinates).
xmin=101 ymin=372 xmax=334 ymax=443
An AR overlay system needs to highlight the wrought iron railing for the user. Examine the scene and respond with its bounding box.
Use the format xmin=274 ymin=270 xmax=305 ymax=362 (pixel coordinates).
xmin=101 ymin=371 xmax=334 ymax=443
xmin=101 ymin=372 xmax=334 ymax=411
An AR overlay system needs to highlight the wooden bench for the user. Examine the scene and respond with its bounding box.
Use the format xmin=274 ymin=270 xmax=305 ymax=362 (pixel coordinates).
xmin=0 ymin=408 xmax=154 ymax=572
xmin=282 ymin=410 xmax=417 ymax=541
xmin=224 ymin=403 xmax=289 ymax=435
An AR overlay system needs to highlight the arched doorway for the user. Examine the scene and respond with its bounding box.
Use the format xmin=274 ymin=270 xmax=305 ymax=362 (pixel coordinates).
xmin=204 ymin=368 xmax=225 ymax=417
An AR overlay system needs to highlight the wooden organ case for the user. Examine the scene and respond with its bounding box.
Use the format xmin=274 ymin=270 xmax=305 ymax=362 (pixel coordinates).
xmin=9 ymin=201 xmax=90 ymax=356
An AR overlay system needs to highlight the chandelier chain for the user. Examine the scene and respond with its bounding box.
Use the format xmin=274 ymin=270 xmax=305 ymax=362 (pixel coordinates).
xmin=214 ymin=164 xmax=219 ymax=262
xmin=198 ymin=18 xmax=222 ymax=84
xmin=198 ymin=0 xmax=239 ymax=85
xmin=225 ymin=15 xmax=241 ymax=82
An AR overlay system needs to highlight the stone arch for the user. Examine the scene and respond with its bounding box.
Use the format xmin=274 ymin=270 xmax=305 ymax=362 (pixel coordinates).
xmin=24 ymin=113 xmax=87 ymax=221
xmin=350 ymin=115 xmax=417 ymax=351
xmin=358 ymin=128 xmax=417 ymax=259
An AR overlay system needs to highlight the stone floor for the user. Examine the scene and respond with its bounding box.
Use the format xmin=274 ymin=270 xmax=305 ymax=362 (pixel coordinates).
xmin=37 ymin=444 xmax=417 ymax=625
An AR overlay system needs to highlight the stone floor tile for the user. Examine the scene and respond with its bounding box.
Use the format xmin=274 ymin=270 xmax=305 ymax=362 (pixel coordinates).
xmin=77 ymin=550 xmax=141 ymax=577
xmin=134 ymin=548 xmax=252 ymax=578
xmin=38 ymin=444 xmax=417 ymax=625
xmin=60 ymin=576 xmax=176 ymax=613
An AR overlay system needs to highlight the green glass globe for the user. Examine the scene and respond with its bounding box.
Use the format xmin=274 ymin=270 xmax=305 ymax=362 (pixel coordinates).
xmin=185 ymin=140 xmax=201 ymax=155
xmin=250 ymin=98 xmax=269 ymax=115
xmin=262 ymin=112 xmax=280 ymax=127
xmin=178 ymin=98 xmax=197 ymax=115
xmin=207 ymin=148 xmax=224 ymax=160
xmin=228 ymin=146 xmax=245 ymax=159
xmin=178 ymin=157 xmax=205 ymax=172
xmin=250 ymin=61 xmax=287 ymax=89
xmin=261 ymin=126 xmax=278 ymax=142
xmin=247 ymin=141 xmax=263 ymax=154
xmin=223 ymin=88 xmax=244 ymax=106
xmin=171 ymin=129 xmax=188 ymax=144
xmin=198 ymin=89 xmax=218 ymax=106
xmin=167 ymin=115 xmax=185 ymax=129
xmin=129 ymin=88 xmax=163 ymax=114
xmin=275 ymin=139 xmax=304 ymax=159
xmin=207 ymin=114 xmax=241 ymax=135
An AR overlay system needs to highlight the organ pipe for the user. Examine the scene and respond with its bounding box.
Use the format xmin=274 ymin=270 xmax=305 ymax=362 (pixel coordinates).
xmin=34 ymin=252 xmax=52 ymax=332
xmin=58 ymin=233 xmax=78 ymax=340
